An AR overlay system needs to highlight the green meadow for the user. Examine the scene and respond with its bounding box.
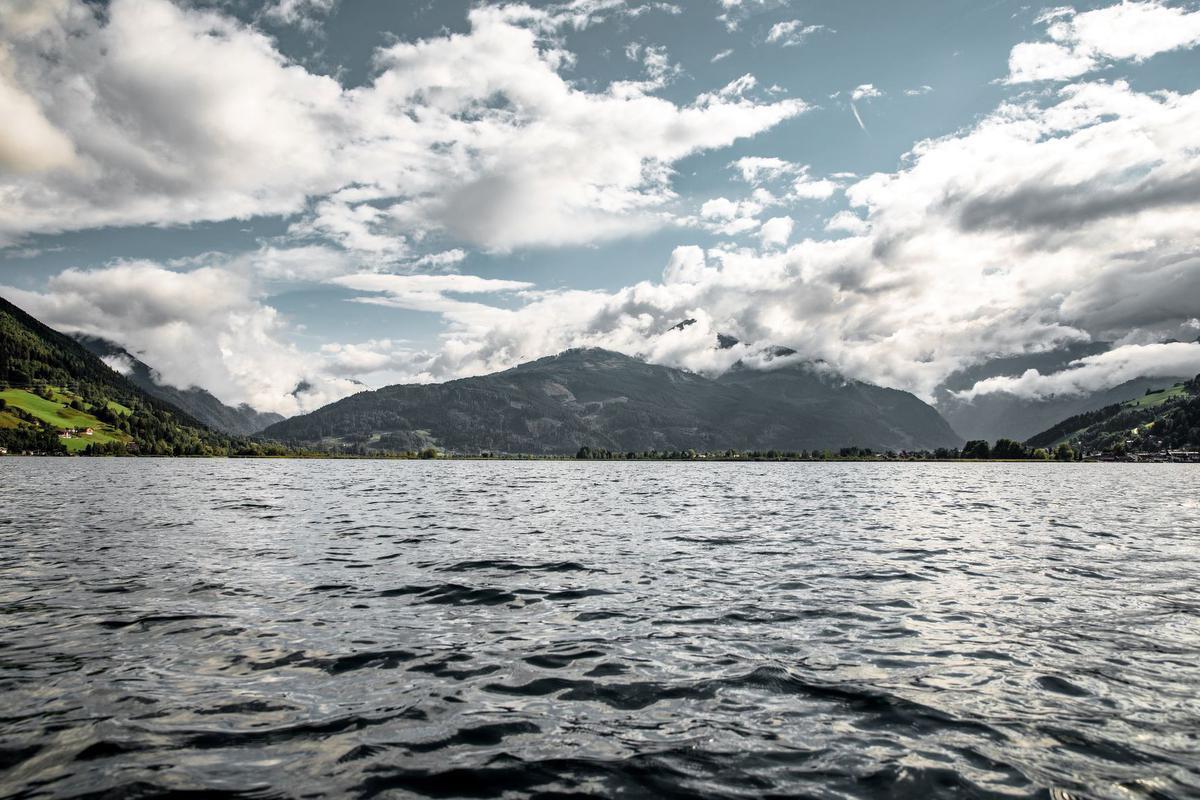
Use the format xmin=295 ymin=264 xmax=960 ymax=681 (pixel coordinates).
xmin=0 ymin=388 xmax=131 ymax=452
xmin=1126 ymin=384 xmax=1187 ymax=409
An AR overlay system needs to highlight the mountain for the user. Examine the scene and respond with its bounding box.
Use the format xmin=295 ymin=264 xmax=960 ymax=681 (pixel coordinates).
xmin=1025 ymin=376 xmax=1200 ymax=455
xmin=73 ymin=335 xmax=283 ymax=436
xmin=263 ymin=348 xmax=962 ymax=454
xmin=0 ymin=295 xmax=250 ymax=455
xmin=935 ymin=343 xmax=1191 ymax=441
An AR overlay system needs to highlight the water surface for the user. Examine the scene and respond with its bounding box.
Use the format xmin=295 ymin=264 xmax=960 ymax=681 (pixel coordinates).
xmin=1 ymin=460 xmax=1198 ymax=798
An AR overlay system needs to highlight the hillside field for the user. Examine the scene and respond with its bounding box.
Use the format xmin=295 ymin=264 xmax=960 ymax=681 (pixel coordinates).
xmin=0 ymin=388 xmax=131 ymax=452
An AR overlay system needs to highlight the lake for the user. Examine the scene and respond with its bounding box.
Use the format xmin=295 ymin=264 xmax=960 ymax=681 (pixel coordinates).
xmin=1 ymin=459 xmax=1198 ymax=799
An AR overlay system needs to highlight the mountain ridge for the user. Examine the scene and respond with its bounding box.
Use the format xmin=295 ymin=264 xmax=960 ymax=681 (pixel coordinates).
xmin=263 ymin=347 xmax=963 ymax=454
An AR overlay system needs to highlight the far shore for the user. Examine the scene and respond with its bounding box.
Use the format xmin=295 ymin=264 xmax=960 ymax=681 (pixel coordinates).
xmin=3 ymin=452 xmax=1194 ymax=463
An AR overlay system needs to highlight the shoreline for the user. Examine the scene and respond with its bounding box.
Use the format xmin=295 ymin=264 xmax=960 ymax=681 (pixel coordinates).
xmin=1 ymin=453 xmax=1192 ymax=463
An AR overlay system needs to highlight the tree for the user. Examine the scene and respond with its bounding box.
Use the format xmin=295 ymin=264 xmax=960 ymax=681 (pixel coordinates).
xmin=961 ymin=440 xmax=990 ymax=459
xmin=992 ymin=438 xmax=1026 ymax=459
xmin=576 ymin=446 xmax=592 ymax=460
xmin=1055 ymin=443 xmax=1074 ymax=462
xmin=419 ymin=446 xmax=439 ymax=459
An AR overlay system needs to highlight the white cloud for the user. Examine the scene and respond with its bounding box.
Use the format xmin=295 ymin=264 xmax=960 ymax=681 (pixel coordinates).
xmin=824 ymin=210 xmax=868 ymax=234
xmin=711 ymin=48 xmax=734 ymax=62
xmin=759 ymin=216 xmax=793 ymax=248
xmin=904 ymin=85 xmax=933 ymax=96
xmin=413 ymin=249 xmax=468 ymax=269
xmin=790 ymin=172 xmax=840 ymax=200
xmin=0 ymin=61 xmax=76 ymax=173
xmin=330 ymin=273 xmax=535 ymax=315
xmin=851 ymin=83 xmax=882 ymax=101
xmin=730 ymin=156 xmax=794 ymax=184
xmin=765 ymin=20 xmax=823 ymax=47
xmin=698 ymin=196 xmax=763 ymax=234
xmin=1006 ymin=1 xmax=1200 ymax=83
xmin=715 ymin=0 xmax=793 ymax=32
xmin=262 ymin=0 xmax=337 ymax=30
xmin=730 ymin=156 xmax=840 ymax=200
xmin=100 ymin=353 xmax=135 ymax=376
xmin=956 ymin=343 xmax=1200 ymax=399
xmin=0 ymin=0 xmax=807 ymax=254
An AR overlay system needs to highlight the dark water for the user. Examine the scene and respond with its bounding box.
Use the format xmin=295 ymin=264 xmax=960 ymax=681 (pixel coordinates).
xmin=1 ymin=460 xmax=1199 ymax=800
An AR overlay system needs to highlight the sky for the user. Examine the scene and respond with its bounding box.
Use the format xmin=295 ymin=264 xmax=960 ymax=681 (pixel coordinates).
xmin=1 ymin=0 xmax=1199 ymax=416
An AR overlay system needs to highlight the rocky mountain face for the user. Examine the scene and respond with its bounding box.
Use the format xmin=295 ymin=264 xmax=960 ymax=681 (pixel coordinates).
xmin=263 ymin=348 xmax=962 ymax=454
xmin=74 ymin=336 xmax=284 ymax=436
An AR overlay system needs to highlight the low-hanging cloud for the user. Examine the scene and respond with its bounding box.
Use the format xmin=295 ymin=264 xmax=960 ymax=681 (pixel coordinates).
xmin=955 ymin=343 xmax=1200 ymax=400
xmin=1 ymin=262 xmax=372 ymax=416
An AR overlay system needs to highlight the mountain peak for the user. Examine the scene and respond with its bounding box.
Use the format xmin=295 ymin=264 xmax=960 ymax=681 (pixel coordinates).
xmin=265 ymin=345 xmax=961 ymax=454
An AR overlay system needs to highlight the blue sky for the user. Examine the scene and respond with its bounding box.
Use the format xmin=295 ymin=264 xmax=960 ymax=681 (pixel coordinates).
xmin=2 ymin=0 xmax=1199 ymax=414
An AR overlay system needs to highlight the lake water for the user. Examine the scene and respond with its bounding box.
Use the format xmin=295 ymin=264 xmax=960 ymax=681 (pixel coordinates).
xmin=1 ymin=459 xmax=1198 ymax=799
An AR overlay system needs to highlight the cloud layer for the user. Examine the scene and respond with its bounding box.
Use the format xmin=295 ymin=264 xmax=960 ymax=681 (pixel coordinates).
xmin=956 ymin=343 xmax=1200 ymax=400
xmin=0 ymin=0 xmax=806 ymax=254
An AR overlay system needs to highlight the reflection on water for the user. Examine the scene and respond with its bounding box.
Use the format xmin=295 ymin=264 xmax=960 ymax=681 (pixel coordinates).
xmin=1 ymin=459 xmax=1198 ymax=799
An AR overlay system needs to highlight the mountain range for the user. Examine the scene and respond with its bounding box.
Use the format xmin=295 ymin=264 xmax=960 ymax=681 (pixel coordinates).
xmin=263 ymin=347 xmax=962 ymax=454
xmin=5 ymin=293 xmax=1195 ymax=457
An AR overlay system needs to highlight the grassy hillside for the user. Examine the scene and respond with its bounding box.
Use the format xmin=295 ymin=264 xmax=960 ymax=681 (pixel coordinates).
xmin=1125 ymin=383 xmax=1187 ymax=409
xmin=1026 ymin=377 xmax=1200 ymax=454
xmin=0 ymin=387 xmax=131 ymax=453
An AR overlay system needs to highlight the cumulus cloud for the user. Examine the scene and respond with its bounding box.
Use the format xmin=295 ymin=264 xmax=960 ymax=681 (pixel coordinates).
xmin=956 ymin=343 xmax=1200 ymax=399
xmin=0 ymin=0 xmax=806 ymax=254
xmin=1006 ymin=1 xmax=1200 ymax=83
xmin=323 ymin=80 xmax=1200 ymax=400
xmin=759 ymin=216 xmax=793 ymax=248
xmin=824 ymin=210 xmax=868 ymax=235
xmin=0 ymin=66 xmax=76 ymax=173
xmin=698 ymin=196 xmax=764 ymax=235
xmin=729 ymin=156 xmax=840 ymax=200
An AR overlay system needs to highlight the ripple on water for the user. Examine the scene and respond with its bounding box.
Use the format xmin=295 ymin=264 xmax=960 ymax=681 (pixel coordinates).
xmin=0 ymin=459 xmax=1198 ymax=800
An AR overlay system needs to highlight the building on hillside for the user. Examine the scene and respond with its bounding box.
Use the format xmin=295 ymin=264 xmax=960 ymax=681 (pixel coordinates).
xmin=83 ymin=427 xmax=94 ymax=436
